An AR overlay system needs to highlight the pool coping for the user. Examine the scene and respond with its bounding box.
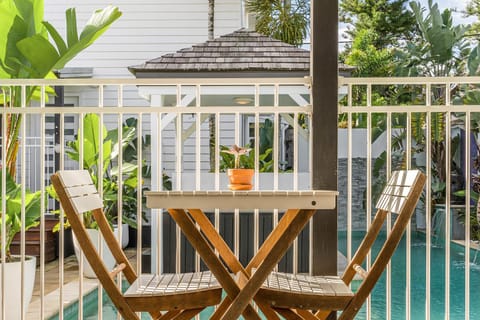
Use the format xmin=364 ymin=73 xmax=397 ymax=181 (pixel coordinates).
xmin=27 ymin=278 xmax=99 ymax=320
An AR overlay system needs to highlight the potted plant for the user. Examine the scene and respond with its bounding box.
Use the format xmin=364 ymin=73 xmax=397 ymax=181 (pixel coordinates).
xmin=221 ymin=144 xmax=254 ymax=190
xmin=0 ymin=169 xmax=43 ymax=319
xmin=47 ymin=114 xmax=149 ymax=277
xmin=0 ymin=0 xmax=121 ymax=302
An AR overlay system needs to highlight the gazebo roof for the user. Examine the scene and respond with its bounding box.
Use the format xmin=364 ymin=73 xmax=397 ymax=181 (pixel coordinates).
xmin=129 ymin=28 xmax=353 ymax=78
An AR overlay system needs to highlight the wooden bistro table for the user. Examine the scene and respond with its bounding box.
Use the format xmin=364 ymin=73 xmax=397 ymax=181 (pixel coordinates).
xmin=145 ymin=190 xmax=338 ymax=320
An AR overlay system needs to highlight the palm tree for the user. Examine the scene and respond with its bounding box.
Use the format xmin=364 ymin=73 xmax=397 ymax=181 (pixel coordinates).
xmin=208 ymin=0 xmax=216 ymax=171
xmin=245 ymin=0 xmax=309 ymax=46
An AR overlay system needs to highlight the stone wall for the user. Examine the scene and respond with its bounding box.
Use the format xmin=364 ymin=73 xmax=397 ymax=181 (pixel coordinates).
xmin=337 ymin=158 xmax=424 ymax=231
xmin=337 ymin=158 xmax=369 ymax=231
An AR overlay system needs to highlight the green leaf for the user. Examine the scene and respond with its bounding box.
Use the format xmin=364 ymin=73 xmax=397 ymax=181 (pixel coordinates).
xmin=53 ymin=6 xmax=122 ymax=71
xmin=468 ymin=44 xmax=480 ymax=75
xmin=65 ymin=8 xmax=78 ymax=47
xmin=111 ymin=162 xmax=138 ymax=177
xmin=4 ymin=5 xmax=120 ymax=79
xmin=42 ymin=21 xmax=67 ymax=55
xmin=16 ymin=34 xmax=59 ymax=77
xmin=108 ymin=126 xmax=136 ymax=160
xmin=14 ymin=0 xmax=45 ymax=35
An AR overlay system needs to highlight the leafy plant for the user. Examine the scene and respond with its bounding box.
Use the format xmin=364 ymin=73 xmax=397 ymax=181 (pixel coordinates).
xmin=49 ymin=114 xmax=162 ymax=230
xmin=0 ymin=170 xmax=43 ymax=261
xmin=453 ymin=187 xmax=480 ymax=242
xmin=219 ymin=144 xmax=276 ymax=173
xmin=0 ymin=0 xmax=121 ymax=178
xmin=221 ymin=145 xmax=252 ymax=169
xmin=245 ymin=0 xmax=309 ymax=46
xmin=345 ymin=29 xmax=394 ymax=77
xmin=340 ymin=0 xmax=416 ymax=50
xmin=395 ymin=1 xmax=471 ymax=77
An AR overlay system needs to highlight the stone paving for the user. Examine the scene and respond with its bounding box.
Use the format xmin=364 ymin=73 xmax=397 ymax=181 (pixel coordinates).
xmin=27 ymin=249 xmax=137 ymax=320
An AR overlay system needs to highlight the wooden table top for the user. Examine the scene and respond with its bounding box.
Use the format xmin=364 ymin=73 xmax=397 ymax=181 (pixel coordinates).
xmin=145 ymin=190 xmax=338 ymax=210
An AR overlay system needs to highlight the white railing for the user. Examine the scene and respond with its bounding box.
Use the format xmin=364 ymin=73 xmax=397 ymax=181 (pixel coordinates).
xmin=1 ymin=77 xmax=313 ymax=320
xmin=339 ymin=76 xmax=480 ymax=320
xmin=1 ymin=76 xmax=478 ymax=320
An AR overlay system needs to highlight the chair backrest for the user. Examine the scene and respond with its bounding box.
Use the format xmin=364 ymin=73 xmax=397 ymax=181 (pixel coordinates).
xmin=51 ymin=170 xmax=139 ymax=319
xmin=339 ymin=170 xmax=426 ymax=319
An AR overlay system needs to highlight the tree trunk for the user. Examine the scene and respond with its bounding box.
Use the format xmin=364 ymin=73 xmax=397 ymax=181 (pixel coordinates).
xmin=208 ymin=0 xmax=216 ymax=171
xmin=208 ymin=0 xmax=214 ymax=41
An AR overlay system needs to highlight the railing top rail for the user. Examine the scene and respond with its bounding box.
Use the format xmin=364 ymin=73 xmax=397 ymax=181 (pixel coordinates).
xmin=0 ymin=77 xmax=310 ymax=86
xmin=339 ymin=105 xmax=480 ymax=113
xmin=6 ymin=76 xmax=480 ymax=86
xmin=0 ymin=106 xmax=313 ymax=114
xmin=339 ymin=76 xmax=480 ymax=85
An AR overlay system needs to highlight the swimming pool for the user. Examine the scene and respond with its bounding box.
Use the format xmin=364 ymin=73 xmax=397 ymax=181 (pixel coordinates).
xmin=339 ymin=231 xmax=480 ymax=319
xmin=50 ymin=231 xmax=480 ymax=319
xmin=47 ymin=286 xmax=216 ymax=320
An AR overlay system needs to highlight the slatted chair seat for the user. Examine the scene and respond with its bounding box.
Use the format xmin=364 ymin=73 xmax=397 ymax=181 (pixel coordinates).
xmin=51 ymin=170 xmax=222 ymax=320
xmin=125 ymin=271 xmax=219 ymax=297
xmin=255 ymin=170 xmax=426 ymax=320
xmin=256 ymin=271 xmax=353 ymax=310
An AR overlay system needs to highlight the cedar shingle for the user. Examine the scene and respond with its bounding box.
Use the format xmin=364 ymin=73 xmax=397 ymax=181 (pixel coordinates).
xmin=129 ymin=28 xmax=310 ymax=73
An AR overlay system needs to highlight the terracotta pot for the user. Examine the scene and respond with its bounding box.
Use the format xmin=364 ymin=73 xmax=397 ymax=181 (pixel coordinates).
xmin=227 ymin=168 xmax=254 ymax=190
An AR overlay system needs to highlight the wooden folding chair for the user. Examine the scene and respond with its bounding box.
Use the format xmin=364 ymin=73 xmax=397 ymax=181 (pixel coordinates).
xmin=255 ymin=170 xmax=426 ymax=320
xmin=51 ymin=170 xmax=222 ymax=320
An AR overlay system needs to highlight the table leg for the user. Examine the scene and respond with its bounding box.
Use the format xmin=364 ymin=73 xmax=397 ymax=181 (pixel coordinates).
xmin=221 ymin=209 xmax=316 ymax=320
xmin=246 ymin=209 xmax=301 ymax=272
xmin=168 ymin=209 xmax=261 ymax=320
xmin=188 ymin=209 xmax=282 ymax=320
xmin=188 ymin=209 xmax=245 ymax=276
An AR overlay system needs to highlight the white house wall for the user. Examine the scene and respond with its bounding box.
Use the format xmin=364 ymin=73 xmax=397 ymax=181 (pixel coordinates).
xmin=42 ymin=0 xmax=243 ymax=184
xmin=44 ymin=0 xmax=243 ymax=78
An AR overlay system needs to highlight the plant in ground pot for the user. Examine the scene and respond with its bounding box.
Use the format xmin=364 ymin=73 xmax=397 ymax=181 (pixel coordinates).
xmin=221 ymin=144 xmax=254 ymax=190
xmin=0 ymin=169 xmax=43 ymax=319
xmin=47 ymin=114 xmax=148 ymax=277
xmin=0 ymin=0 xmax=121 ymax=313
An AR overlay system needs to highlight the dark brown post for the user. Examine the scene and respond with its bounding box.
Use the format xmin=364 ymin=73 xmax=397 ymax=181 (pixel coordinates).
xmin=311 ymin=0 xmax=338 ymax=279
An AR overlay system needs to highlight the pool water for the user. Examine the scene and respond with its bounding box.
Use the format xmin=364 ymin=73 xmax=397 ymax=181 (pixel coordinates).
xmin=339 ymin=231 xmax=480 ymax=319
xmin=48 ymin=286 xmax=217 ymax=320
xmin=51 ymin=231 xmax=480 ymax=320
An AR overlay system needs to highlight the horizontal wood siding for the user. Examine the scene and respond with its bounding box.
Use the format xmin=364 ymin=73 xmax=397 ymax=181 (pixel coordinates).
xmin=44 ymin=0 xmax=241 ymax=176
xmin=44 ymin=0 xmax=242 ymax=78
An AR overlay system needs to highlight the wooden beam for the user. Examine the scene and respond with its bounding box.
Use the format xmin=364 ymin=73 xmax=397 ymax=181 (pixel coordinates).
xmin=311 ymin=0 xmax=338 ymax=281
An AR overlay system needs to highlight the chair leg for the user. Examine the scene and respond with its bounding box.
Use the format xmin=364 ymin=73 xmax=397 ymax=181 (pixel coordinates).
xmin=172 ymin=308 xmax=205 ymax=320
xmin=296 ymin=309 xmax=320 ymax=320
xmin=150 ymin=311 xmax=162 ymax=320
xmin=158 ymin=310 xmax=180 ymax=320
xmin=315 ymin=310 xmax=334 ymax=320
xmin=256 ymin=302 xmax=282 ymax=320
xmin=274 ymin=308 xmax=305 ymax=320
xmin=210 ymin=297 xmax=231 ymax=320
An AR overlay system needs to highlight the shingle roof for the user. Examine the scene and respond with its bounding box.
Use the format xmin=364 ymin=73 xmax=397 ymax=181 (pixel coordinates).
xmin=129 ymin=29 xmax=311 ymax=74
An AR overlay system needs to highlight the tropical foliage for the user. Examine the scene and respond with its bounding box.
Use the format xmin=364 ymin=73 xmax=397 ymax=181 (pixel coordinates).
xmin=341 ymin=0 xmax=480 ymax=211
xmin=219 ymin=144 xmax=274 ymax=172
xmin=221 ymin=145 xmax=252 ymax=169
xmin=245 ymin=0 xmax=309 ymax=46
xmin=345 ymin=29 xmax=394 ymax=77
xmin=0 ymin=0 xmax=120 ymax=261
xmin=466 ymin=0 xmax=480 ymax=36
xmin=47 ymin=114 xmax=157 ymax=230
xmin=0 ymin=0 xmax=121 ymax=177
xmin=340 ymin=0 xmax=416 ymax=49
xmin=0 ymin=170 xmax=43 ymax=261
xmin=395 ymin=1 xmax=471 ymax=77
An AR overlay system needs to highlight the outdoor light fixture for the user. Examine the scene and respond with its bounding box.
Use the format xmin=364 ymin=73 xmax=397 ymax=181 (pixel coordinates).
xmin=233 ymin=97 xmax=253 ymax=105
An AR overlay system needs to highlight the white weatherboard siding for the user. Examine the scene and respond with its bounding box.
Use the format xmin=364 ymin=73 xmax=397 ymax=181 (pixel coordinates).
xmin=43 ymin=0 xmax=243 ymax=181
xmin=44 ymin=0 xmax=243 ymax=78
